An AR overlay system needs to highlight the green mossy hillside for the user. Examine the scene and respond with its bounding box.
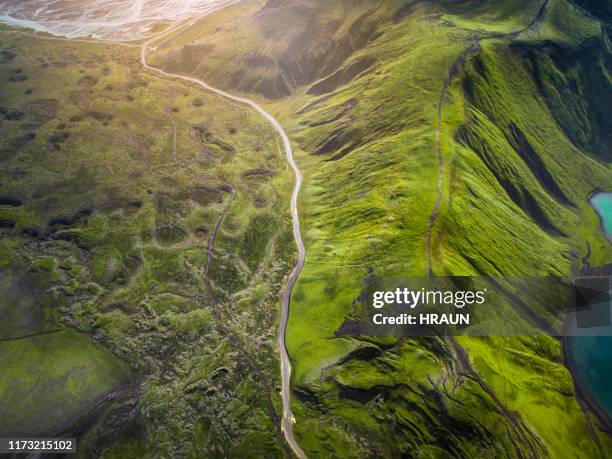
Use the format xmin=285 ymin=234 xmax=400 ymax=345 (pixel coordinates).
xmin=0 ymin=30 xmax=295 ymax=457
xmin=152 ymin=0 xmax=612 ymax=456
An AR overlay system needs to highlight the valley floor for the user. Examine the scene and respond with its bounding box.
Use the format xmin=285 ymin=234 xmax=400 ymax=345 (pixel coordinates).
xmin=1 ymin=0 xmax=612 ymax=457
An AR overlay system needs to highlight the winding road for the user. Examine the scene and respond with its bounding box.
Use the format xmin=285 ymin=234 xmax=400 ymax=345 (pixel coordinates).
xmin=1 ymin=13 xmax=307 ymax=456
xmin=140 ymin=22 xmax=307 ymax=459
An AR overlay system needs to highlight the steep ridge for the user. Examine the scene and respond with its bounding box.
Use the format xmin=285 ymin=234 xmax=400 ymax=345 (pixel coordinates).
xmin=152 ymin=0 xmax=388 ymax=99
xmin=148 ymin=0 xmax=612 ymax=456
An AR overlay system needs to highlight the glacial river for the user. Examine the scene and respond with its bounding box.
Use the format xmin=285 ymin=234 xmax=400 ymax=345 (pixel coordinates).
xmin=566 ymin=191 xmax=612 ymax=422
xmin=0 ymin=0 xmax=236 ymax=40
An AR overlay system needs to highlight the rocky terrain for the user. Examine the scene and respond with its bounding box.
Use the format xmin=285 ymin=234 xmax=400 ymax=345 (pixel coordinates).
xmin=0 ymin=0 xmax=611 ymax=457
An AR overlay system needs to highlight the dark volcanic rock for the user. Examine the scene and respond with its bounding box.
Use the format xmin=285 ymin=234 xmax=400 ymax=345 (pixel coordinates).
xmin=0 ymin=108 xmax=25 ymax=120
xmin=24 ymin=99 xmax=59 ymax=123
xmin=0 ymin=219 xmax=16 ymax=228
xmin=48 ymin=208 xmax=94 ymax=228
xmin=241 ymin=168 xmax=275 ymax=179
xmin=0 ymin=196 xmax=23 ymax=207
xmin=9 ymin=73 xmax=27 ymax=82
xmin=0 ymin=50 xmax=17 ymax=63
xmin=48 ymin=131 xmax=70 ymax=151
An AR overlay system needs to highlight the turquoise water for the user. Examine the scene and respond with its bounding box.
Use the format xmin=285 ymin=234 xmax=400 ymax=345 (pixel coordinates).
xmin=590 ymin=192 xmax=612 ymax=241
xmin=567 ymin=191 xmax=612 ymax=419
xmin=568 ymin=335 xmax=612 ymax=416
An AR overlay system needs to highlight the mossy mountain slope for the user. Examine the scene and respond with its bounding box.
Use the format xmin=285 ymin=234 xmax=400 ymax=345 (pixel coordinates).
xmin=153 ymin=0 xmax=405 ymax=99
xmin=153 ymin=0 xmax=612 ymax=456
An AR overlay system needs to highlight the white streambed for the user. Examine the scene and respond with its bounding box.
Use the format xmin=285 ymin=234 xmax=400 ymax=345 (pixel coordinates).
xmin=0 ymin=0 xmax=236 ymax=39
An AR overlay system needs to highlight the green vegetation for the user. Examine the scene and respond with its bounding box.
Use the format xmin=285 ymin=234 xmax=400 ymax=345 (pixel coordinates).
xmin=0 ymin=329 xmax=131 ymax=436
xmin=0 ymin=28 xmax=295 ymax=456
xmin=153 ymin=0 xmax=612 ymax=456
xmin=1 ymin=0 xmax=611 ymax=456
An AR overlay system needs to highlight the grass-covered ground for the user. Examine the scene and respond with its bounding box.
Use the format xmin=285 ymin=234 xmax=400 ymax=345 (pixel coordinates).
xmin=0 ymin=329 xmax=131 ymax=436
xmin=0 ymin=27 xmax=296 ymax=457
xmin=153 ymin=0 xmax=612 ymax=456
xmin=0 ymin=0 xmax=610 ymax=456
